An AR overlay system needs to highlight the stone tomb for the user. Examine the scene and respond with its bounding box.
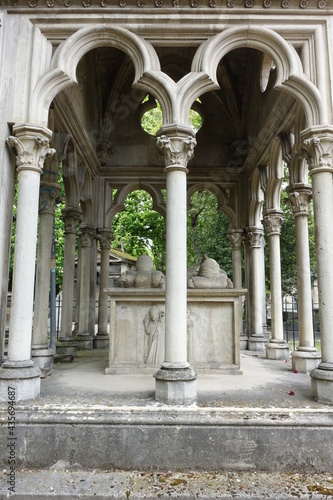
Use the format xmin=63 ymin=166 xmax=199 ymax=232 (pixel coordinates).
xmin=105 ymin=288 xmax=245 ymax=375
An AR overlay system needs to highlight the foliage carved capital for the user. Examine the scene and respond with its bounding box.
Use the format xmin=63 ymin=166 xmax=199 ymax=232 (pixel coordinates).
xmin=79 ymin=225 xmax=96 ymax=247
xmin=156 ymin=134 xmax=197 ymax=170
xmin=246 ymin=227 xmax=264 ymax=248
xmin=227 ymin=229 xmax=243 ymax=250
xmin=62 ymin=208 xmax=82 ymax=234
xmin=39 ymin=183 xmax=61 ymax=215
xmin=97 ymin=229 xmax=114 ymax=250
xmin=6 ymin=125 xmax=55 ymax=174
xmin=262 ymin=211 xmax=284 ymax=235
xmin=287 ymin=188 xmax=312 ymax=217
xmin=298 ymin=128 xmax=333 ymax=176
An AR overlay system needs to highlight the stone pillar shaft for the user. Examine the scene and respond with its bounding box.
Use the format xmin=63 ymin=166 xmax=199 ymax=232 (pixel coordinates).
xmin=263 ymin=212 xmax=284 ymax=341
xmin=9 ymin=168 xmax=42 ymax=363
xmin=287 ymin=186 xmax=318 ymax=352
xmin=246 ymin=227 xmax=266 ymax=352
xmin=31 ymin=193 xmax=58 ymax=376
xmin=299 ymin=127 xmax=333 ymax=402
xmin=5 ymin=127 xmax=55 ymax=366
xmin=154 ymin=129 xmax=197 ymax=405
xmin=58 ymin=208 xmax=81 ymax=355
xmin=165 ymin=168 xmax=188 ymax=365
xmin=0 ymin=124 xmax=55 ymax=401
xmin=311 ymin=170 xmax=333 ymax=363
xmin=76 ymin=225 xmax=95 ymax=349
xmin=95 ymin=229 xmax=112 ymax=348
xmin=228 ymin=229 xmax=246 ymax=348
xmin=263 ymin=211 xmax=289 ymax=360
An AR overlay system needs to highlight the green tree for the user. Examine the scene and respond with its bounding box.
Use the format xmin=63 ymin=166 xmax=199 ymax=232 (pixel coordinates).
xmin=112 ymin=190 xmax=166 ymax=271
xmin=187 ymin=190 xmax=233 ymax=277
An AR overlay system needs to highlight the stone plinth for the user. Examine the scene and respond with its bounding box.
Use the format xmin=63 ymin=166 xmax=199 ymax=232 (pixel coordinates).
xmin=105 ymin=288 xmax=245 ymax=375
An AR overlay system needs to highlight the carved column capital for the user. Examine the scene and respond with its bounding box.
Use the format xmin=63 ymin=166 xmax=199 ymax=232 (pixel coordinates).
xmin=79 ymin=225 xmax=96 ymax=247
xmin=298 ymin=127 xmax=333 ymax=176
xmin=62 ymin=207 xmax=82 ymax=234
xmin=6 ymin=124 xmax=55 ymax=174
xmin=97 ymin=229 xmax=113 ymax=250
xmin=156 ymin=132 xmax=197 ymax=171
xmin=287 ymin=184 xmax=312 ymax=217
xmin=262 ymin=211 xmax=284 ymax=236
xmin=39 ymin=183 xmax=61 ymax=215
xmin=246 ymin=227 xmax=264 ymax=248
xmin=227 ymin=229 xmax=243 ymax=250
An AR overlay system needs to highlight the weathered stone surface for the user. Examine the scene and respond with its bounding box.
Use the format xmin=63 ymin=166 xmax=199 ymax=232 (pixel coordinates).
xmin=105 ymin=289 xmax=244 ymax=374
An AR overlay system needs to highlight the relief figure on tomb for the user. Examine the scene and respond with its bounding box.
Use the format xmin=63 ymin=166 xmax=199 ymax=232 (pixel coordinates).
xmin=187 ymin=254 xmax=233 ymax=289
xmin=144 ymin=305 xmax=164 ymax=365
xmin=116 ymin=254 xmax=165 ymax=289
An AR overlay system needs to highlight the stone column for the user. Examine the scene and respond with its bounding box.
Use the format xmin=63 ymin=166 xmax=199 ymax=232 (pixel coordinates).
xmin=228 ymin=229 xmax=247 ymax=349
xmin=57 ymin=207 xmax=81 ymax=357
xmin=263 ymin=210 xmax=290 ymax=360
xmin=75 ymin=225 xmax=95 ymax=350
xmin=246 ymin=227 xmax=266 ymax=352
xmin=299 ymin=128 xmax=333 ymax=402
xmin=287 ymin=184 xmax=321 ymax=372
xmin=154 ymin=128 xmax=197 ymax=405
xmin=31 ymin=179 xmax=60 ymax=376
xmin=0 ymin=124 xmax=55 ymax=401
xmin=94 ymin=229 xmax=113 ymax=349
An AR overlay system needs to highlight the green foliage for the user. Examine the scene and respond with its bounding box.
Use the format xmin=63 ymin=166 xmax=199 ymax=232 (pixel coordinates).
xmin=141 ymin=98 xmax=202 ymax=136
xmin=141 ymin=102 xmax=163 ymax=136
xmin=187 ymin=191 xmax=233 ymax=277
xmin=112 ymin=190 xmax=166 ymax=272
xmin=54 ymin=173 xmax=65 ymax=289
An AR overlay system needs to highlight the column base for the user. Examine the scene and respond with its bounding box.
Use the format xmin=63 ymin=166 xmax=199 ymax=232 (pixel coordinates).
xmin=266 ymin=341 xmax=290 ymax=360
xmin=93 ymin=334 xmax=109 ymax=349
xmin=240 ymin=335 xmax=248 ymax=350
xmin=291 ymin=348 xmax=321 ymax=373
xmin=0 ymin=365 xmax=41 ymax=402
xmin=153 ymin=367 xmax=197 ymax=405
xmin=311 ymin=363 xmax=333 ymax=404
xmin=75 ymin=335 xmax=93 ymax=350
xmin=31 ymin=347 xmax=55 ymax=378
xmin=56 ymin=339 xmax=78 ymax=357
xmin=248 ymin=335 xmax=267 ymax=352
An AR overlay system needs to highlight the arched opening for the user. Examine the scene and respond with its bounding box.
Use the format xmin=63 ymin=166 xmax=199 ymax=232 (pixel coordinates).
xmin=187 ymin=189 xmax=233 ymax=280
xmin=112 ymin=189 xmax=166 ymax=273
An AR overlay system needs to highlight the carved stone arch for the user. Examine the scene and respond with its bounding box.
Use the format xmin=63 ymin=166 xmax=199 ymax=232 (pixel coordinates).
xmin=62 ymin=139 xmax=81 ymax=209
xmin=31 ymin=25 xmax=161 ymax=125
xmin=186 ymin=183 xmax=237 ymax=228
xmin=265 ymin=137 xmax=285 ymax=211
xmin=105 ymin=183 xmax=166 ymax=229
xmin=80 ymin=168 xmax=93 ymax=225
xmin=192 ymin=26 xmax=325 ymax=128
xmin=249 ymin=168 xmax=265 ymax=227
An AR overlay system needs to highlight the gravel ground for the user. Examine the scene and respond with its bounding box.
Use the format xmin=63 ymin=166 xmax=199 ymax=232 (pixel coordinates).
xmin=1 ymin=468 xmax=333 ymax=499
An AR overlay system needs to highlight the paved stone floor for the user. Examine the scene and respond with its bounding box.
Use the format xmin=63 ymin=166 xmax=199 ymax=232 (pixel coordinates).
xmin=1 ymin=468 xmax=333 ymax=498
xmin=39 ymin=349 xmax=329 ymax=409
xmin=1 ymin=350 xmax=333 ymax=498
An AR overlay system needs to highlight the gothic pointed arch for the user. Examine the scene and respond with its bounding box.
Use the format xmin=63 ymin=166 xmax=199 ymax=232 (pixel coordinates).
xmin=106 ymin=183 xmax=166 ymax=228
xmin=31 ymin=25 xmax=161 ymax=125
xmin=192 ymin=26 xmax=325 ymax=127
xmin=186 ymin=183 xmax=237 ymax=228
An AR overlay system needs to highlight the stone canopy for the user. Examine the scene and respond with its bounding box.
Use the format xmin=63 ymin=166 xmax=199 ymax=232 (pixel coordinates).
xmin=0 ymin=0 xmax=333 ymax=406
